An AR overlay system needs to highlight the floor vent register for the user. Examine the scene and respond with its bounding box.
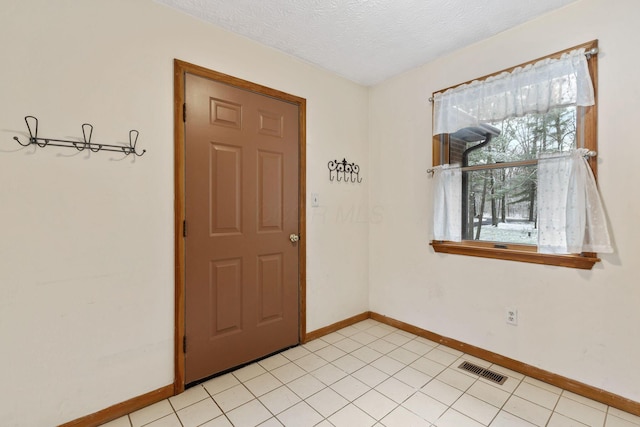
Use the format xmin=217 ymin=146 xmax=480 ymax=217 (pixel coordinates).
xmin=458 ymin=361 xmax=508 ymax=385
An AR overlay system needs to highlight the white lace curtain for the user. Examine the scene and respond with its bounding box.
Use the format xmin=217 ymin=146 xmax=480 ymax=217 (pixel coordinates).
xmin=432 ymin=48 xmax=595 ymax=135
xmin=432 ymin=150 xmax=613 ymax=254
xmin=537 ymin=149 xmax=612 ymax=254
xmin=432 ymin=165 xmax=462 ymax=242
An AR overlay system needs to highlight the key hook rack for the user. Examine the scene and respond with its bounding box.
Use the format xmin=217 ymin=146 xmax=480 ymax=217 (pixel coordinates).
xmin=328 ymin=158 xmax=362 ymax=183
xmin=13 ymin=116 xmax=145 ymax=157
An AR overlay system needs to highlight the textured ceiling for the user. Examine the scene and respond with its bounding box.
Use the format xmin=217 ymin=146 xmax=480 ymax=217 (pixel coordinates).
xmin=156 ymin=0 xmax=579 ymax=86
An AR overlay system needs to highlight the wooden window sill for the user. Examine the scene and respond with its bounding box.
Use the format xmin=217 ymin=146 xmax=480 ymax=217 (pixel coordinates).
xmin=430 ymin=241 xmax=600 ymax=270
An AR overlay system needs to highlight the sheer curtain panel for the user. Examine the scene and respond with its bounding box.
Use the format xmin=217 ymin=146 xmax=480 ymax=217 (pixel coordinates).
xmin=433 ymin=165 xmax=462 ymax=242
xmin=537 ymin=149 xmax=613 ymax=254
xmin=433 ymin=48 xmax=595 ymax=135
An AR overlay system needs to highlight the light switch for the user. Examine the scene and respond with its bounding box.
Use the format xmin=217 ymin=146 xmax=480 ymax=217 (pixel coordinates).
xmin=311 ymin=193 xmax=319 ymax=207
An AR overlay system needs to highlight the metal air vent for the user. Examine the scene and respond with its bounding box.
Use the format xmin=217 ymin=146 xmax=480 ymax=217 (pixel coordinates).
xmin=458 ymin=361 xmax=507 ymax=385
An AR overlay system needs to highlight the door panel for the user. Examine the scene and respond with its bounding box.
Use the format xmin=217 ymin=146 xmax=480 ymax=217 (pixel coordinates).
xmin=258 ymin=151 xmax=283 ymax=231
xmin=210 ymin=143 xmax=242 ymax=234
xmin=258 ymin=253 xmax=284 ymax=323
xmin=184 ymin=73 xmax=299 ymax=383
xmin=210 ymin=258 xmax=242 ymax=336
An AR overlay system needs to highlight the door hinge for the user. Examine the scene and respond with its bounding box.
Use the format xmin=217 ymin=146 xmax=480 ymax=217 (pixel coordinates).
xmin=183 ymin=335 xmax=187 ymax=353
xmin=183 ymin=103 xmax=186 ymax=122
xmin=183 ymin=220 xmax=187 ymax=237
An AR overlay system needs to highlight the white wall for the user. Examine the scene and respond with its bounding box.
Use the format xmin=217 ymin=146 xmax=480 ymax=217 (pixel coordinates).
xmin=0 ymin=1 xmax=369 ymax=425
xmin=370 ymin=0 xmax=640 ymax=404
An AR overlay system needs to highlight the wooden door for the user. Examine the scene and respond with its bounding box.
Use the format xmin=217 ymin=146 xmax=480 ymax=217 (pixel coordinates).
xmin=183 ymin=72 xmax=300 ymax=384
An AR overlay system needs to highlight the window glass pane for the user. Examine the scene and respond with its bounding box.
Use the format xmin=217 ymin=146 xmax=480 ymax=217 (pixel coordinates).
xmin=451 ymin=106 xmax=578 ymax=244
xmin=462 ymin=165 xmax=538 ymax=244
xmin=449 ymin=106 xmax=577 ymax=166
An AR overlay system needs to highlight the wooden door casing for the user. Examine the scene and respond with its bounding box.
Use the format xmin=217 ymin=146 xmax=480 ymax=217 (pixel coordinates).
xmin=174 ymin=60 xmax=307 ymax=391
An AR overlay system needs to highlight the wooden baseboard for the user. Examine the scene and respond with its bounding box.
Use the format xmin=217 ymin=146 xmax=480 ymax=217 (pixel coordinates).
xmin=303 ymin=311 xmax=371 ymax=343
xmin=60 ymin=310 xmax=640 ymax=425
xmin=59 ymin=311 xmax=363 ymax=427
xmin=369 ymin=312 xmax=640 ymax=417
xmin=58 ymin=384 xmax=174 ymax=427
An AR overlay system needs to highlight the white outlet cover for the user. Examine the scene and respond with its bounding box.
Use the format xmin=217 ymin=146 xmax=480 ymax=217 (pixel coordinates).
xmin=506 ymin=308 xmax=518 ymax=325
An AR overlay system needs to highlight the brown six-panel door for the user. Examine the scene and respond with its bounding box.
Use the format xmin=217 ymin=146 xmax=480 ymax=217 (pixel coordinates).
xmin=184 ymin=73 xmax=300 ymax=383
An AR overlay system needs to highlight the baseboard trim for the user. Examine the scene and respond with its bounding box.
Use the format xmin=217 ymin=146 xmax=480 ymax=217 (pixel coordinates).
xmin=58 ymin=384 xmax=174 ymax=427
xmin=304 ymin=311 xmax=371 ymax=343
xmin=58 ymin=311 xmax=366 ymax=427
xmin=369 ymin=312 xmax=640 ymax=417
xmin=60 ymin=310 xmax=640 ymax=425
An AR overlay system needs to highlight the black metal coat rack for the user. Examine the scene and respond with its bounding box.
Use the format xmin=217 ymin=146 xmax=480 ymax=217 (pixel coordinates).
xmin=12 ymin=116 xmax=145 ymax=157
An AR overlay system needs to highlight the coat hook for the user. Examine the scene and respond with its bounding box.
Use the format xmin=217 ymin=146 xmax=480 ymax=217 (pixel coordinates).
xmin=328 ymin=159 xmax=337 ymax=181
xmin=128 ymin=129 xmax=145 ymax=156
xmin=13 ymin=135 xmax=30 ymax=147
xmin=13 ymin=115 xmax=39 ymax=146
xmin=82 ymin=123 xmax=93 ymax=144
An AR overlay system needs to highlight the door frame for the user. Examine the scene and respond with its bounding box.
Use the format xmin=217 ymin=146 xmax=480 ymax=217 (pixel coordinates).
xmin=173 ymin=59 xmax=307 ymax=393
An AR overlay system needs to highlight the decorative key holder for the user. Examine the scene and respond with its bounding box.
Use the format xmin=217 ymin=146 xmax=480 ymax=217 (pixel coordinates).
xmin=328 ymin=158 xmax=362 ymax=183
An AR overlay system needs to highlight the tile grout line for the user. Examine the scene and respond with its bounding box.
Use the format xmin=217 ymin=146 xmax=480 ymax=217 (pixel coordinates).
xmin=486 ymin=373 xmax=526 ymax=427
xmin=311 ymin=326 xmax=414 ymax=424
xmin=115 ymin=320 xmax=640 ymax=427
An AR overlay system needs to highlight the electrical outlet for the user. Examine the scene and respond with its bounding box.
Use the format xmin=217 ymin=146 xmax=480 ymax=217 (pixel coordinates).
xmin=506 ymin=308 xmax=518 ymax=325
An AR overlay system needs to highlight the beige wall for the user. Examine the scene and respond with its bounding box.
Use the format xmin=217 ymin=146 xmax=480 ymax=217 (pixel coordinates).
xmin=2 ymin=0 xmax=638 ymax=425
xmin=0 ymin=1 xmax=369 ymax=425
xmin=370 ymin=0 xmax=640 ymax=405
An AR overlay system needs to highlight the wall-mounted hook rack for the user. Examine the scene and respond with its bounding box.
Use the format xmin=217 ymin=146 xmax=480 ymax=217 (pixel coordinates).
xmin=12 ymin=116 xmax=145 ymax=157
xmin=328 ymin=158 xmax=362 ymax=183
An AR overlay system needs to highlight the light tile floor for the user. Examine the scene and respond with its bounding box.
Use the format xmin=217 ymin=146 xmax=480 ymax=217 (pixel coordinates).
xmin=101 ymin=319 xmax=640 ymax=427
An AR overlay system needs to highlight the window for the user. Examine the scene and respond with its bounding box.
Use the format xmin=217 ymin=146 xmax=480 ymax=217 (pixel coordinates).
xmin=430 ymin=40 xmax=612 ymax=269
